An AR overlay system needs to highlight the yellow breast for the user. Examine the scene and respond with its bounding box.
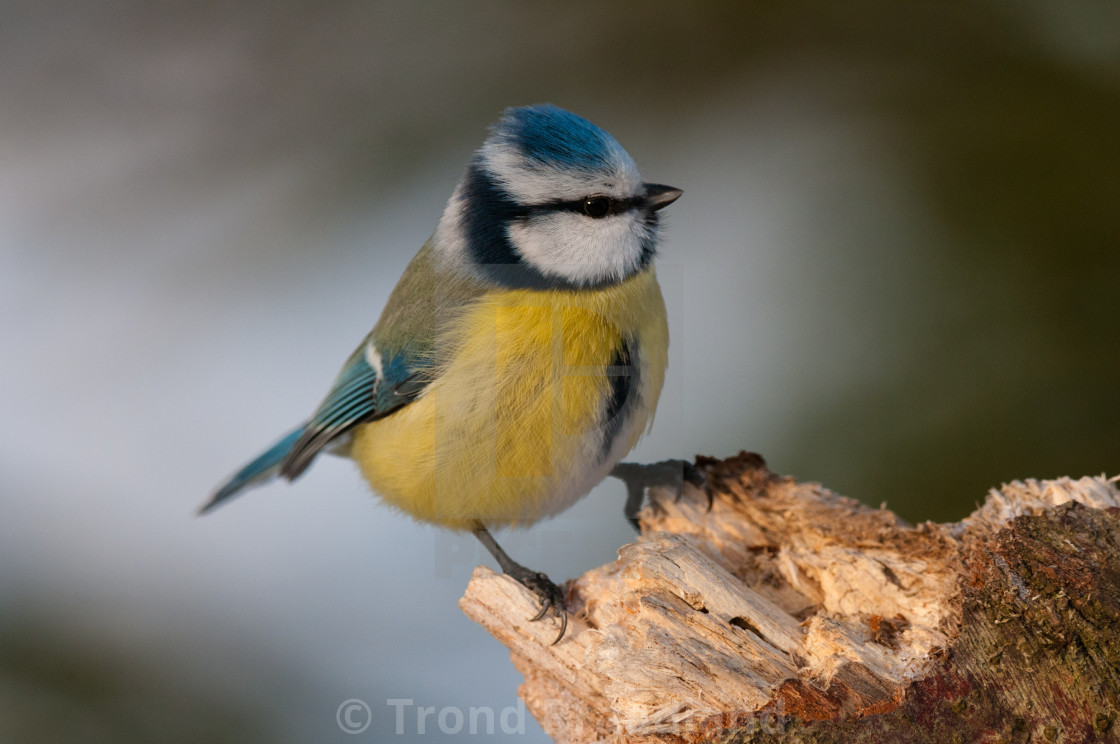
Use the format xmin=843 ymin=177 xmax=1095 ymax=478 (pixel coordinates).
xmin=350 ymin=268 xmax=668 ymax=531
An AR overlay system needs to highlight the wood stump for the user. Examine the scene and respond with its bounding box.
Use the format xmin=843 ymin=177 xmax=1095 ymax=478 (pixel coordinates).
xmin=460 ymin=453 xmax=1120 ymax=743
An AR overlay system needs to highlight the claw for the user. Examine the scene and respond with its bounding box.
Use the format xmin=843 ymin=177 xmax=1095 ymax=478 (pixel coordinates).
xmin=527 ymin=589 xmax=568 ymax=645
xmin=529 ymin=598 xmax=552 ymax=622
xmin=684 ymin=460 xmax=707 ymax=488
xmin=511 ymin=568 xmax=568 ymax=643
xmin=550 ymin=610 xmax=567 ymax=645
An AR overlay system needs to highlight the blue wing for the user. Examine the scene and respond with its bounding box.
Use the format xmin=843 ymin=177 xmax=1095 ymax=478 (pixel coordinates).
xmin=202 ymin=341 xmax=429 ymax=513
xmin=279 ymin=347 xmax=425 ymax=479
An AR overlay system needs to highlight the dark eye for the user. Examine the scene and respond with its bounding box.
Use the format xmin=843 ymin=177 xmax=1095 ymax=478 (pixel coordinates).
xmin=582 ymin=196 xmax=611 ymax=218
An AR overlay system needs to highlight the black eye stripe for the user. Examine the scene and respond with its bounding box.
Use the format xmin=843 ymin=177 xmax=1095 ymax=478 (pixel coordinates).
xmin=520 ymin=195 xmax=642 ymax=219
xmin=583 ymin=196 xmax=610 ymax=218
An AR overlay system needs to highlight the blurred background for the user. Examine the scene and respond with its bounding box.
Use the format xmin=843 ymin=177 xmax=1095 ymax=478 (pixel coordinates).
xmin=2 ymin=0 xmax=1118 ymax=741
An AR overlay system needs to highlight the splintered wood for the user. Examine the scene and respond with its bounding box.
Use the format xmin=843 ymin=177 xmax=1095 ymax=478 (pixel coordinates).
xmin=459 ymin=453 xmax=1120 ymax=743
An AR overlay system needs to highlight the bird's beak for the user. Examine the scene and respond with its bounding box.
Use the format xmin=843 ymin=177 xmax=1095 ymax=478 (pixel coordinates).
xmin=643 ymin=183 xmax=683 ymax=211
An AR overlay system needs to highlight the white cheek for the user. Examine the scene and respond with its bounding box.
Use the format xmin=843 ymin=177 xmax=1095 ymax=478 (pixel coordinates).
xmin=507 ymin=213 xmax=648 ymax=284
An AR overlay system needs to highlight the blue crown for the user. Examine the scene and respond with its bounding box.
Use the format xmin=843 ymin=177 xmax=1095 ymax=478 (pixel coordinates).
xmin=491 ymin=104 xmax=618 ymax=170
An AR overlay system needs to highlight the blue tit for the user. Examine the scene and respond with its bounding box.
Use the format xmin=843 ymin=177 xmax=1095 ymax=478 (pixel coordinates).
xmin=203 ymin=104 xmax=682 ymax=641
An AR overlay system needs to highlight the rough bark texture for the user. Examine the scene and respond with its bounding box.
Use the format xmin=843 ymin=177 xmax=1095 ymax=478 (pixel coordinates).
xmin=459 ymin=453 xmax=1120 ymax=743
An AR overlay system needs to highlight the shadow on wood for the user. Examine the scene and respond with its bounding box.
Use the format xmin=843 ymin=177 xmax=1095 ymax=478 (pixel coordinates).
xmin=460 ymin=452 xmax=1120 ymax=743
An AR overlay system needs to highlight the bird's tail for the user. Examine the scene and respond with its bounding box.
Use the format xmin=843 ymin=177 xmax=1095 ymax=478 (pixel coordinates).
xmin=199 ymin=426 xmax=305 ymax=515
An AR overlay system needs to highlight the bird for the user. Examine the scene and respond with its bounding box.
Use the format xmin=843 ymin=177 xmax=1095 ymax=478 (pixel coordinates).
xmin=202 ymin=104 xmax=683 ymax=642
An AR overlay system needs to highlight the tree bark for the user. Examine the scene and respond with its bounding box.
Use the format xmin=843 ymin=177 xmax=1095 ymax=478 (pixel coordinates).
xmin=459 ymin=452 xmax=1120 ymax=743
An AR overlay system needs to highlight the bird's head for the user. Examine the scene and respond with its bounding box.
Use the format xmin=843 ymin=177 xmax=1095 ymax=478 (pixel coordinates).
xmin=436 ymin=104 xmax=681 ymax=289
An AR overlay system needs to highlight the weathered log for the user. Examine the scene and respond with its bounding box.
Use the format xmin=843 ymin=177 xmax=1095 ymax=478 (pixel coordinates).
xmin=460 ymin=452 xmax=1120 ymax=743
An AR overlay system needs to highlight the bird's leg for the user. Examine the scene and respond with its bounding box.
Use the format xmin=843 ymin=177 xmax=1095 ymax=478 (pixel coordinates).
xmin=471 ymin=523 xmax=567 ymax=644
xmin=611 ymin=459 xmax=709 ymax=531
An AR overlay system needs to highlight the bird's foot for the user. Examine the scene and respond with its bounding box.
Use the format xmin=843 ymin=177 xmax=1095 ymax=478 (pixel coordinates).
xmin=611 ymin=458 xmax=710 ymax=531
xmin=471 ymin=522 xmax=568 ymax=644
xmin=505 ymin=565 xmax=568 ymax=644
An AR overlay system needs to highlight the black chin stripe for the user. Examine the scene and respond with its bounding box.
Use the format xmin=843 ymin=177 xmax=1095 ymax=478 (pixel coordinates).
xmin=460 ymin=160 xmax=522 ymax=267
xmin=637 ymin=211 xmax=659 ymax=271
xmin=459 ymin=162 xmax=564 ymax=289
